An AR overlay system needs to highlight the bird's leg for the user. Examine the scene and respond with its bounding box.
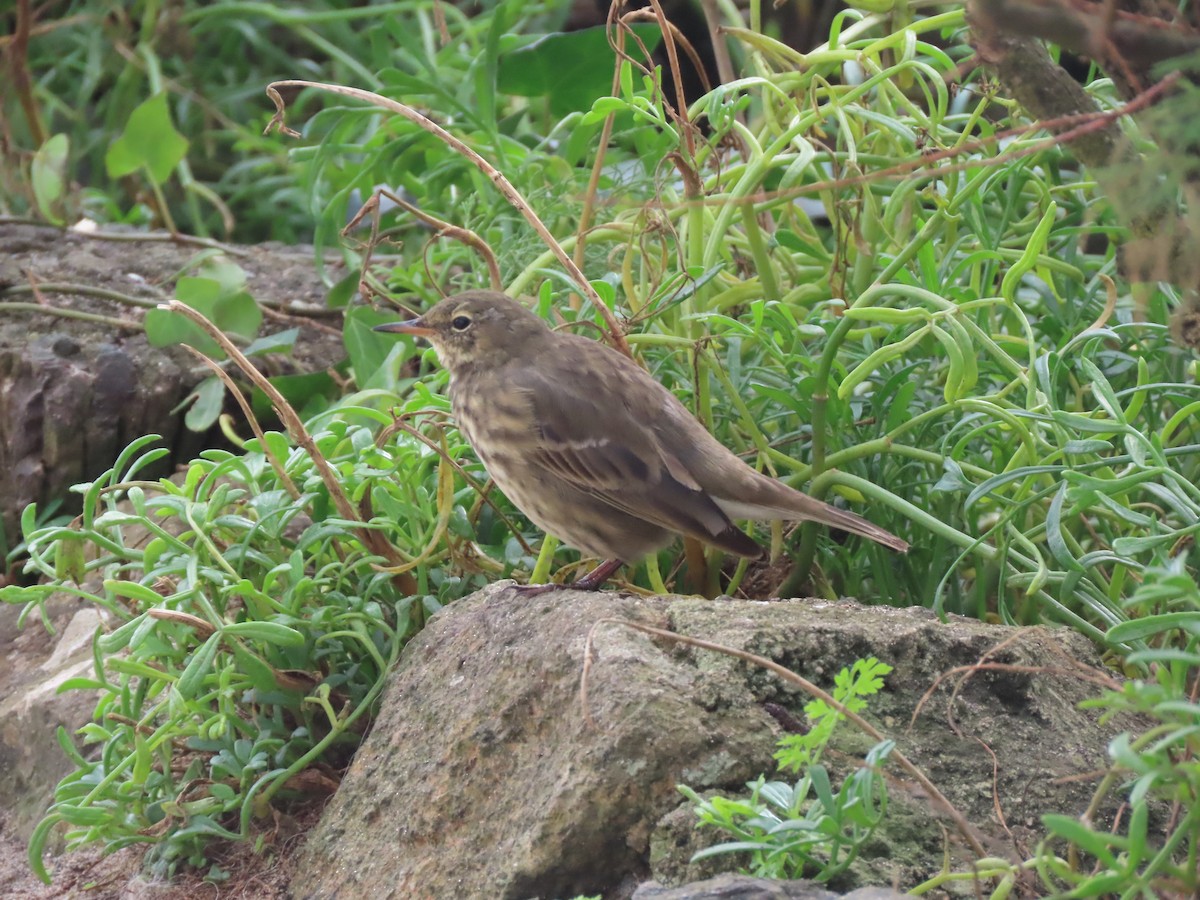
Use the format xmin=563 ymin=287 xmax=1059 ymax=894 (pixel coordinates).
xmin=512 ymin=558 xmax=625 ymax=595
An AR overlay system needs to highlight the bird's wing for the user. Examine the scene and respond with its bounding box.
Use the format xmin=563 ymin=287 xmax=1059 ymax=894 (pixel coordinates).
xmin=510 ymin=344 xmax=762 ymax=557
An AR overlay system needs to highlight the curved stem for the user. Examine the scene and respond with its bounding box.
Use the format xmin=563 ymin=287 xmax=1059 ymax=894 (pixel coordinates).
xmin=265 ymin=80 xmax=631 ymax=356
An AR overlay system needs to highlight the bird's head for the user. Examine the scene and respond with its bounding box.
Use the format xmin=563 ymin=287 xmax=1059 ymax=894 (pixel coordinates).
xmin=375 ymin=290 xmax=550 ymax=372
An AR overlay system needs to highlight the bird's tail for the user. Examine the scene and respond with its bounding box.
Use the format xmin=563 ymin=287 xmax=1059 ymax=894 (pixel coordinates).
xmin=715 ymin=477 xmax=909 ymax=552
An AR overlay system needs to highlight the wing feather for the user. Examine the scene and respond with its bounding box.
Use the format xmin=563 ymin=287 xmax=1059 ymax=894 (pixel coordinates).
xmin=511 ymin=345 xmax=762 ymax=557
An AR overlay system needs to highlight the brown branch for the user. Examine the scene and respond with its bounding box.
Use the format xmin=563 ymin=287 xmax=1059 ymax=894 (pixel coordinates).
xmin=9 ymin=0 xmax=47 ymax=147
xmin=344 ymin=188 xmax=502 ymax=292
xmin=180 ymin=345 xmax=302 ymax=501
xmin=972 ymin=0 xmax=1200 ymax=74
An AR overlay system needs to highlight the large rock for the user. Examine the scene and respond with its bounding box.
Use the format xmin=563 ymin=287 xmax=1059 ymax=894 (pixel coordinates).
xmin=0 ymin=223 xmax=344 ymax=539
xmin=291 ymin=584 xmax=1135 ymax=899
xmin=0 ymin=592 xmax=105 ymax=843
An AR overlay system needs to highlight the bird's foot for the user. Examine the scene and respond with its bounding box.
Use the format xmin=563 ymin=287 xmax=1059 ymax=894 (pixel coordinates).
xmin=512 ymin=558 xmax=625 ymax=594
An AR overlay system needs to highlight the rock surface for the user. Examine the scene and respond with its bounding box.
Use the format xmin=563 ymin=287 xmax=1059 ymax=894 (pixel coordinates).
xmin=632 ymin=875 xmax=907 ymax=899
xmin=0 ymin=593 xmax=101 ymax=843
xmin=291 ymin=584 xmax=1133 ymax=899
xmin=0 ymin=223 xmax=344 ymax=540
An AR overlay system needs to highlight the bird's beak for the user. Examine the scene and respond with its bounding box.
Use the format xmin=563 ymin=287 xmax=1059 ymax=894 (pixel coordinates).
xmin=374 ymin=317 xmax=434 ymax=338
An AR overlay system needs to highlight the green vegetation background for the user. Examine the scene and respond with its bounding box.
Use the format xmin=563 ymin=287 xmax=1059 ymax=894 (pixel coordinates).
xmin=2 ymin=0 xmax=1198 ymax=894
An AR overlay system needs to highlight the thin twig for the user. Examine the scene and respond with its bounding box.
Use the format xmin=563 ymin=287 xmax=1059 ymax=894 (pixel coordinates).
xmin=73 ymin=225 xmax=257 ymax=257
xmin=162 ymin=299 xmax=418 ymax=594
xmin=345 ymin=188 xmax=503 ymax=291
xmin=180 ymin=346 xmax=302 ymax=500
xmin=733 ymin=72 xmax=1180 ymax=210
xmin=2 ymin=281 xmax=165 ymax=308
xmin=0 ymin=301 xmax=142 ymax=330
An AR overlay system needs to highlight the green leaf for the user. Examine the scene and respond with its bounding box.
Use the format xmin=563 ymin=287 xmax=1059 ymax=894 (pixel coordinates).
xmin=1045 ymin=483 xmax=1083 ymax=573
xmin=932 ymin=458 xmax=971 ymax=494
xmin=213 ymin=292 xmax=262 ymax=341
xmin=325 ymin=272 xmax=359 ymax=310
xmin=221 ymin=621 xmax=306 ymax=646
xmin=147 ymin=277 xmax=225 ymax=356
xmin=202 ymin=259 xmax=249 ymax=294
xmin=56 ymin=803 xmax=114 ymax=826
xmin=345 ymin=305 xmax=406 ymax=390
xmin=0 ymin=582 xmax=57 ymax=606
xmin=98 ymin=613 xmax=150 ymax=654
xmin=251 ymin=371 xmax=337 ymax=422
xmin=183 ymin=376 xmax=227 ymax=432
xmin=1041 ymin=814 xmax=1125 ymax=864
xmin=144 ymin=306 xmax=220 ymax=357
xmin=105 ymin=93 xmax=189 ymax=184
xmin=838 ymin=325 xmax=929 ymax=400
xmin=1112 ymin=534 xmax=1184 ymax=556
xmin=1125 ymin=648 xmax=1200 ymax=667
xmin=1077 ymin=358 xmax=1126 ymax=424
xmin=1106 ymin=612 xmax=1200 ymax=642
xmin=775 ymin=228 xmax=830 ymax=261
xmin=55 ymin=678 xmax=110 ymax=693
xmin=104 ymin=580 xmax=165 ymax=605
xmin=54 ymin=533 xmax=87 ymax=583
xmin=245 ymin=328 xmax=300 ymax=357
xmin=230 ymin=643 xmax=282 ymax=694
xmin=32 ymin=133 xmax=69 ymax=225
xmin=27 ymin=813 xmax=61 ymax=883
xmin=581 ymin=97 xmax=630 ymax=124
xmin=177 ymin=632 xmax=222 ymax=699
xmin=147 ymin=273 xmax=263 ymax=357
xmin=809 ymin=764 xmax=835 ymax=814
xmin=498 ymin=24 xmax=663 ymax=116
xmin=55 ymin=725 xmax=91 ymax=767
xmin=843 ymin=305 xmax=928 ymax=325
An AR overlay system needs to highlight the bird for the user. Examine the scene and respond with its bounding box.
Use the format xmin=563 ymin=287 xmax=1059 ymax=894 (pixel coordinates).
xmin=375 ymin=290 xmax=908 ymax=591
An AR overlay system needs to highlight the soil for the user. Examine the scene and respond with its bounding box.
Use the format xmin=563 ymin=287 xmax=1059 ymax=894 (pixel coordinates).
xmin=0 ymin=808 xmax=316 ymax=899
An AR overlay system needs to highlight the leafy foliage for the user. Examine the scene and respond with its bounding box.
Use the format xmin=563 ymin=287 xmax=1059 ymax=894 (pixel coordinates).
xmin=1032 ymin=561 xmax=1200 ymax=898
xmin=2 ymin=408 xmax=506 ymax=880
xmin=680 ymin=658 xmax=894 ymax=882
xmin=2 ymin=0 xmax=1199 ymax=892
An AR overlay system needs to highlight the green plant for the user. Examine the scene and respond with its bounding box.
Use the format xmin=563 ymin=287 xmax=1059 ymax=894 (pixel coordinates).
xmin=0 ymin=391 xmax=507 ymax=880
xmin=679 ymin=657 xmax=894 ymax=882
xmin=5 ymin=1 xmax=525 ymax=240
xmin=1031 ymin=561 xmax=1200 ymax=898
xmin=274 ymin=0 xmax=1200 ymax=629
xmin=7 ymin=0 xmax=1200 ymax=892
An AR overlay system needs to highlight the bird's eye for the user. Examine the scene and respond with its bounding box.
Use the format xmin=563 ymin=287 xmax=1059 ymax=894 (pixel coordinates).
xmin=451 ymin=314 xmax=472 ymax=331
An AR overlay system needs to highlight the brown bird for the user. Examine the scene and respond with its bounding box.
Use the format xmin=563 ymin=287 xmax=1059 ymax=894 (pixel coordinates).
xmin=376 ymin=290 xmax=908 ymax=591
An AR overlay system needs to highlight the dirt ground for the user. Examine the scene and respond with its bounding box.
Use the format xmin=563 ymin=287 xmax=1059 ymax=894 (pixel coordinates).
xmin=0 ymin=806 xmax=323 ymax=899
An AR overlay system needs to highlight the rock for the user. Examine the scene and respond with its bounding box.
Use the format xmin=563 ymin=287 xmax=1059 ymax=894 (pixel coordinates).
xmin=0 ymin=592 xmax=106 ymax=843
xmin=294 ymin=584 xmax=778 ymax=900
xmin=0 ymin=501 xmax=185 ymax=846
xmin=0 ymin=223 xmax=345 ymax=540
xmin=290 ymin=585 xmax=1133 ymax=899
xmin=632 ymin=874 xmax=907 ymax=898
